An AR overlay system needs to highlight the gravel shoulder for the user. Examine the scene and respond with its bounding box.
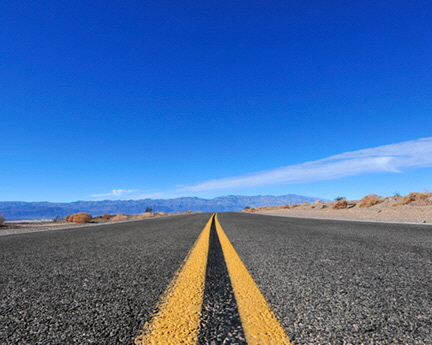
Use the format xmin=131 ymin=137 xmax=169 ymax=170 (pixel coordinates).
xmin=253 ymin=204 xmax=432 ymax=224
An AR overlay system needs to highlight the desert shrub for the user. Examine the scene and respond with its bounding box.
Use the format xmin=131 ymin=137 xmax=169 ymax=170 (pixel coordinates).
xmin=101 ymin=213 xmax=111 ymax=220
xmin=65 ymin=212 xmax=92 ymax=223
xmin=137 ymin=212 xmax=153 ymax=219
xmin=332 ymin=199 xmax=348 ymax=209
xmin=74 ymin=213 xmax=92 ymax=223
xmin=0 ymin=213 xmax=5 ymax=226
xmin=334 ymin=196 xmax=346 ymax=201
xmin=111 ymin=214 xmax=128 ymax=221
xmin=399 ymin=192 xmax=431 ymax=205
xmin=359 ymin=194 xmax=383 ymax=208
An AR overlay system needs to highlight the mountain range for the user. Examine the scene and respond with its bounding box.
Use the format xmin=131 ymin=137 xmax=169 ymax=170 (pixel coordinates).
xmin=0 ymin=194 xmax=324 ymax=220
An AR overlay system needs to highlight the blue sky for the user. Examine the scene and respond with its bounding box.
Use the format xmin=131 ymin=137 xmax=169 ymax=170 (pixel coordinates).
xmin=1 ymin=1 xmax=431 ymax=202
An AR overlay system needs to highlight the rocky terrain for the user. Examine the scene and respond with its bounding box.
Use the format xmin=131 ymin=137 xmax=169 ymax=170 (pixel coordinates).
xmin=243 ymin=192 xmax=432 ymax=224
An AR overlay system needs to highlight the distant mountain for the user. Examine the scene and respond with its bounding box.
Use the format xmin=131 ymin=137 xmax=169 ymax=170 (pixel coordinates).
xmin=0 ymin=194 xmax=324 ymax=220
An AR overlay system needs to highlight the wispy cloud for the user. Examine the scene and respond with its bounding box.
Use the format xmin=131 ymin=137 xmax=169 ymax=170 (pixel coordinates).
xmin=91 ymin=189 xmax=139 ymax=198
xmin=174 ymin=137 xmax=432 ymax=193
xmin=91 ymin=137 xmax=432 ymax=200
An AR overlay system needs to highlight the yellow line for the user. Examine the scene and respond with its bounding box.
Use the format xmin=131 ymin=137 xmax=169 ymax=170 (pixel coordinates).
xmin=134 ymin=214 xmax=214 ymax=345
xmin=214 ymin=214 xmax=293 ymax=345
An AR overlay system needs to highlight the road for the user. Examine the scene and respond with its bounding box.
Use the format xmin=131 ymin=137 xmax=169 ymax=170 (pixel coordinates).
xmin=1 ymin=213 xmax=431 ymax=344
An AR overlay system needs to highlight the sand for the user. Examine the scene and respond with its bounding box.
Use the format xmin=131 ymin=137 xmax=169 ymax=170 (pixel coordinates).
xmin=244 ymin=194 xmax=432 ymax=225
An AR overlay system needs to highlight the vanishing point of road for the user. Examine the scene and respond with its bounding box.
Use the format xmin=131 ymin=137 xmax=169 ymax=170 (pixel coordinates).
xmin=1 ymin=212 xmax=431 ymax=344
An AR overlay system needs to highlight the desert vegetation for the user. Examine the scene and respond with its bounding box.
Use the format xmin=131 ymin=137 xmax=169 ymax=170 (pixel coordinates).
xmin=332 ymin=199 xmax=348 ymax=209
xmin=111 ymin=213 xmax=128 ymax=222
xmin=393 ymin=191 xmax=431 ymax=206
xmin=358 ymin=194 xmax=383 ymax=208
xmin=63 ymin=211 xmax=175 ymax=224
xmin=65 ymin=212 xmax=92 ymax=223
xmin=243 ymin=191 xmax=432 ymax=224
xmin=0 ymin=208 xmax=201 ymax=235
xmin=1 ymin=210 xmax=197 ymax=235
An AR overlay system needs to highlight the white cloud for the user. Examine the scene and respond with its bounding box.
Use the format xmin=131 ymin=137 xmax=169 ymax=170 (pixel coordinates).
xmin=91 ymin=189 xmax=139 ymax=198
xmin=175 ymin=137 xmax=432 ymax=193
xmin=91 ymin=137 xmax=432 ymax=200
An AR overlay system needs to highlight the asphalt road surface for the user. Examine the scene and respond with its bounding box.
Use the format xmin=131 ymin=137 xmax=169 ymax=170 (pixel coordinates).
xmin=1 ymin=212 xmax=431 ymax=344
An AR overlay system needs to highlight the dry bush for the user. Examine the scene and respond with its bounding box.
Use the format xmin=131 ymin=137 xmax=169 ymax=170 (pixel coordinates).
xmin=137 ymin=212 xmax=153 ymax=219
xmin=332 ymin=199 xmax=348 ymax=209
xmin=159 ymin=212 xmax=167 ymax=216
xmin=73 ymin=213 xmax=92 ymax=223
xmin=186 ymin=210 xmax=192 ymax=214
xmin=65 ymin=212 xmax=92 ymax=223
xmin=111 ymin=214 xmax=128 ymax=221
xmin=0 ymin=213 xmax=5 ymax=226
xmin=102 ymin=213 xmax=111 ymax=220
xmin=395 ymin=192 xmax=432 ymax=206
xmin=359 ymin=194 xmax=383 ymax=208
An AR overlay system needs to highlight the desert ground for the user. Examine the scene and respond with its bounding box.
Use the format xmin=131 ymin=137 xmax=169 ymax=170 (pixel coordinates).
xmin=2 ymin=192 xmax=431 ymax=236
xmin=243 ymin=192 xmax=432 ymax=225
xmin=0 ymin=211 xmax=190 ymax=236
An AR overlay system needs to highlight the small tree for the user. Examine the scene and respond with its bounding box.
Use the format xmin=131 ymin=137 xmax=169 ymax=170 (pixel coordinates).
xmin=53 ymin=216 xmax=63 ymax=223
xmin=145 ymin=207 xmax=152 ymax=213
xmin=334 ymin=196 xmax=346 ymax=201
xmin=0 ymin=213 xmax=5 ymax=226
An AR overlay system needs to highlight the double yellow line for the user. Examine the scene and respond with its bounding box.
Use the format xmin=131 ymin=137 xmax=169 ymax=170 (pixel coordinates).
xmin=134 ymin=214 xmax=292 ymax=345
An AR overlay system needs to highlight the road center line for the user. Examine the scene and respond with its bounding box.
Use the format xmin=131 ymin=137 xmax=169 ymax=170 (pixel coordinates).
xmin=198 ymin=218 xmax=247 ymax=344
xmin=214 ymin=214 xmax=293 ymax=345
xmin=134 ymin=215 xmax=213 ymax=345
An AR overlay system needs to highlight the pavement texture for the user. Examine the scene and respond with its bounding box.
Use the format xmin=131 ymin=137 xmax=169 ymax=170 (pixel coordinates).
xmin=0 ymin=214 xmax=210 ymax=345
xmin=1 ymin=212 xmax=431 ymax=344
xmin=198 ymin=220 xmax=246 ymax=345
xmin=218 ymin=212 xmax=432 ymax=345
